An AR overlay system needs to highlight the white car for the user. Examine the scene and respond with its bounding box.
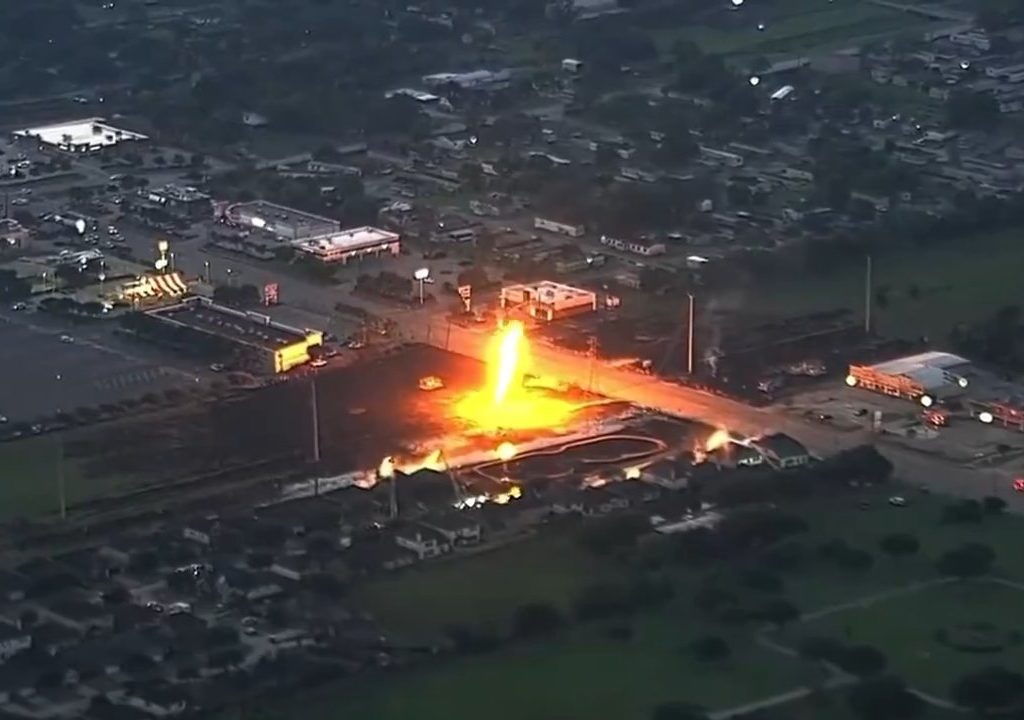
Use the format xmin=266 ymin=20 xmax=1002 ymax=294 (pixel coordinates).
xmin=59 ymin=335 xmax=74 ymax=344
xmin=888 ymin=496 xmax=907 ymax=507
xmin=310 ymin=358 xmax=327 ymax=368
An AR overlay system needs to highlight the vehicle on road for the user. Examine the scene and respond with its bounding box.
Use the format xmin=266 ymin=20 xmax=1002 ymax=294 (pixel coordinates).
xmin=59 ymin=334 xmax=74 ymax=343
xmin=10 ymin=302 xmax=26 ymax=311
xmin=209 ymin=363 xmax=226 ymax=373
xmin=1014 ymin=478 xmax=1024 ymax=492
xmin=888 ymin=496 xmax=907 ymax=507
xmin=310 ymin=358 xmax=327 ymax=368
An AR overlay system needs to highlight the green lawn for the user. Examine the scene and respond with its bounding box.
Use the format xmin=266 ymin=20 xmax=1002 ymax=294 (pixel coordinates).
xmin=352 ymin=533 xmax=622 ymax=642
xmin=305 ymin=616 xmax=805 ymax=720
xmin=285 ymin=489 xmax=1024 ymax=720
xmin=654 ymin=0 xmax=932 ymax=55
xmin=755 ymin=228 xmax=1024 ymax=341
xmin=772 ymin=691 xmax=961 ymax=720
xmin=0 ymin=436 xmax=128 ymax=520
xmin=783 ymin=580 xmax=1024 ymax=699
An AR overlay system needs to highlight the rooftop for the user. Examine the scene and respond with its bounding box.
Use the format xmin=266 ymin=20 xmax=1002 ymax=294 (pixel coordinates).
xmin=13 ymin=118 xmax=147 ymax=149
xmin=502 ymin=280 xmax=597 ymax=305
xmin=868 ymin=351 xmax=971 ymax=390
xmin=149 ymin=297 xmax=316 ymax=350
xmin=753 ymin=433 xmax=808 ymax=459
xmin=292 ymin=226 xmax=400 ymax=254
xmin=226 ymin=200 xmax=338 ymax=234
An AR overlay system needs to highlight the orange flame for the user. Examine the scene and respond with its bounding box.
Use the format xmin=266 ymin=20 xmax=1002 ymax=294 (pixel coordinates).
xmin=492 ymin=321 xmax=524 ymax=405
xmin=704 ymin=428 xmax=731 ymax=453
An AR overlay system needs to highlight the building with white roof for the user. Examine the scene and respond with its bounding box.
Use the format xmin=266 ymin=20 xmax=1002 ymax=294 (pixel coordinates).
xmin=13 ymin=118 xmax=147 ymax=152
xmin=291 ymin=226 xmax=401 ymax=264
xmin=500 ymin=281 xmax=598 ymax=322
xmin=846 ymin=351 xmax=972 ymax=406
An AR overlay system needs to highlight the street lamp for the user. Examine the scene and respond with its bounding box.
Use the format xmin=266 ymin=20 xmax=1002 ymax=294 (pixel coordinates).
xmin=203 ymin=260 xmax=211 ymax=284
xmin=414 ymin=267 xmax=430 ymax=305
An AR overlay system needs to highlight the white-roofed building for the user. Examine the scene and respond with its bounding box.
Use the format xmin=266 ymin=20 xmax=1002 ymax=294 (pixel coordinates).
xmin=500 ymin=281 xmax=598 ymax=322
xmin=846 ymin=351 xmax=972 ymax=406
xmin=13 ymin=118 xmax=147 ymax=152
xmin=292 ymin=226 xmax=400 ymax=264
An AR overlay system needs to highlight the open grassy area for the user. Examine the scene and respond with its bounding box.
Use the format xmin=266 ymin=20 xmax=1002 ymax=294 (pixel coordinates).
xmin=784 ymin=580 xmax=1024 ymax=699
xmin=754 ymin=228 xmax=1024 ymax=341
xmin=291 ymin=488 xmax=1024 ymax=720
xmin=654 ymin=0 xmax=934 ymax=56
xmin=351 ymin=533 xmax=618 ymax=642
xmin=307 ymin=617 xmax=805 ymax=720
xmin=0 ymin=436 xmax=128 ymax=521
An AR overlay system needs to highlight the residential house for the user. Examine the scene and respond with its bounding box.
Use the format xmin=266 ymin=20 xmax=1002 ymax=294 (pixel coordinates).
xmin=580 ymin=487 xmax=629 ymax=516
xmin=118 ymin=683 xmax=188 ymax=717
xmin=393 ymin=524 xmax=451 ymax=560
xmin=39 ymin=599 xmax=114 ymax=633
xmin=752 ymin=433 xmax=811 ymax=469
xmin=0 ymin=623 xmax=31 ymax=661
xmin=419 ymin=512 xmax=482 ymax=547
xmin=182 ymin=517 xmax=220 ymax=546
xmin=0 ymin=571 xmax=28 ymax=603
xmin=214 ymin=569 xmax=283 ymax=602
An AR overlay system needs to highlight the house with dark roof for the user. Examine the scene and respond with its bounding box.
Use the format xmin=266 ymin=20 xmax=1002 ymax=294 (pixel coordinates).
xmin=419 ymin=511 xmax=482 ymax=546
xmin=752 ymin=433 xmax=811 ymax=469
xmin=0 ymin=622 xmax=31 ymax=662
xmin=0 ymin=570 xmax=29 ymax=603
xmin=39 ymin=598 xmax=114 ymax=633
xmin=393 ymin=523 xmax=451 ymax=560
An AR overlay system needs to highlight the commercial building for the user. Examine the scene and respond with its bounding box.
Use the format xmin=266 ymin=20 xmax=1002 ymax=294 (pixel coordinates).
xmin=223 ymin=200 xmax=339 ymax=240
xmin=422 ymin=69 xmax=511 ymax=90
xmin=147 ymin=297 xmax=323 ymax=374
xmin=846 ymin=351 xmax=971 ymax=406
xmin=534 ymin=217 xmax=584 ymax=238
xmin=13 ymin=118 xmax=147 ymax=153
xmin=139 ymin=185 xmax=212 ymax=221
xmin=500 ymin=281 xmax=598 ymax=322
xmin=291 ymin=226 xmax=401 ymax=264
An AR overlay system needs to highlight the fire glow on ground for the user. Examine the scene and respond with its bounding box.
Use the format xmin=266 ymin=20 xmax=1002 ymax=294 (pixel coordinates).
xmin=454 ymin=320 xmax=580 ymax=431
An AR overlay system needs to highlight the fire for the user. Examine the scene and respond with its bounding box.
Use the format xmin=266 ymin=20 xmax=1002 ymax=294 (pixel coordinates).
xmin=496 ymin=441 xmax=518 ymax=462
xmin=492 ymin=321 xmax=524 ymax=405
xmin=704 ymin=428 xmax=731 ymax=453
xmin=455 ymin=321 xmax=577 ymax=431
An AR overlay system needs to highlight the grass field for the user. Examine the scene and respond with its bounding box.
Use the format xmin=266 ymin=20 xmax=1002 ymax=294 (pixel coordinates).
xmin=0 ymin=436 xmax=129 ymax=521
xmin=785 ymin=580 xmax=1024 ymax=699
xmin=311 ymin=490 xmax=1024 ymax=719
xmin=654 ymin=0 xmax=935 ymax=56
xmin=753 ymin=229 xmax=1024 ymax=341
xmin=307 ymin=617 xmax=805 ymax=720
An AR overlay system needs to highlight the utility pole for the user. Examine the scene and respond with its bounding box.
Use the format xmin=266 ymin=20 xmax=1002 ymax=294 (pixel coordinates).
xmin=57 ymin=437 xmax=66 ymax=521
xmin=310 ymin=379 xmax=321 ymax=496
xmin=864 ymin=255 xmax=873 ymax=335
xmin=587 ymin=336 xmax=598 ymax=393
xmin=389 ymin=472 xmax=398 ymax=520
xmin=687 ymin=293 xmax=695 ymax=375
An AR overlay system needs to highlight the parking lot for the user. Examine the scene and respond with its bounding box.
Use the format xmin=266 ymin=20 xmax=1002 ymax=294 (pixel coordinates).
xmin=0 ymin=316 xmax=185 ymax=423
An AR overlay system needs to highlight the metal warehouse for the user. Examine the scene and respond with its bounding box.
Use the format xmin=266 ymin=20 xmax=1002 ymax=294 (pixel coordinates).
xmin=846 ymin=351 xmax=972 ymax=406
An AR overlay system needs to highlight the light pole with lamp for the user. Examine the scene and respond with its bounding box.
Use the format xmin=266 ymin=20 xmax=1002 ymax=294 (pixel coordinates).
xmin=414 ymin=267 xmax=430 ymax=305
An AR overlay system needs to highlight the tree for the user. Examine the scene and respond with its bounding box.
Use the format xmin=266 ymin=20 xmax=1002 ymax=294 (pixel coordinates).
xmin=690 ymin=635 xmax=730 ymax=662
xmin=757 ymin=598 xmax=800 ymax=628
xmin=937 ymin=543 xmax=995 ymax=578
xmin=847 ymin=676 xmax=924 ymax=720
xmin=950 ymin=666 xmax=1024 ymax=715
xmin=878 ymin=533 xmax=919 ymax=560
xmin=577 ymin=513 xmax=649 ymax=556
xmin=511 ymin=603 xmax=566 ymax=640
xmin=946 ymin=89 xmax=999 ymax=130
xmin=983 ymin=495 xmax=1007 ymax=515
xmin=835 ymin=645 xmax=887 ymax=678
